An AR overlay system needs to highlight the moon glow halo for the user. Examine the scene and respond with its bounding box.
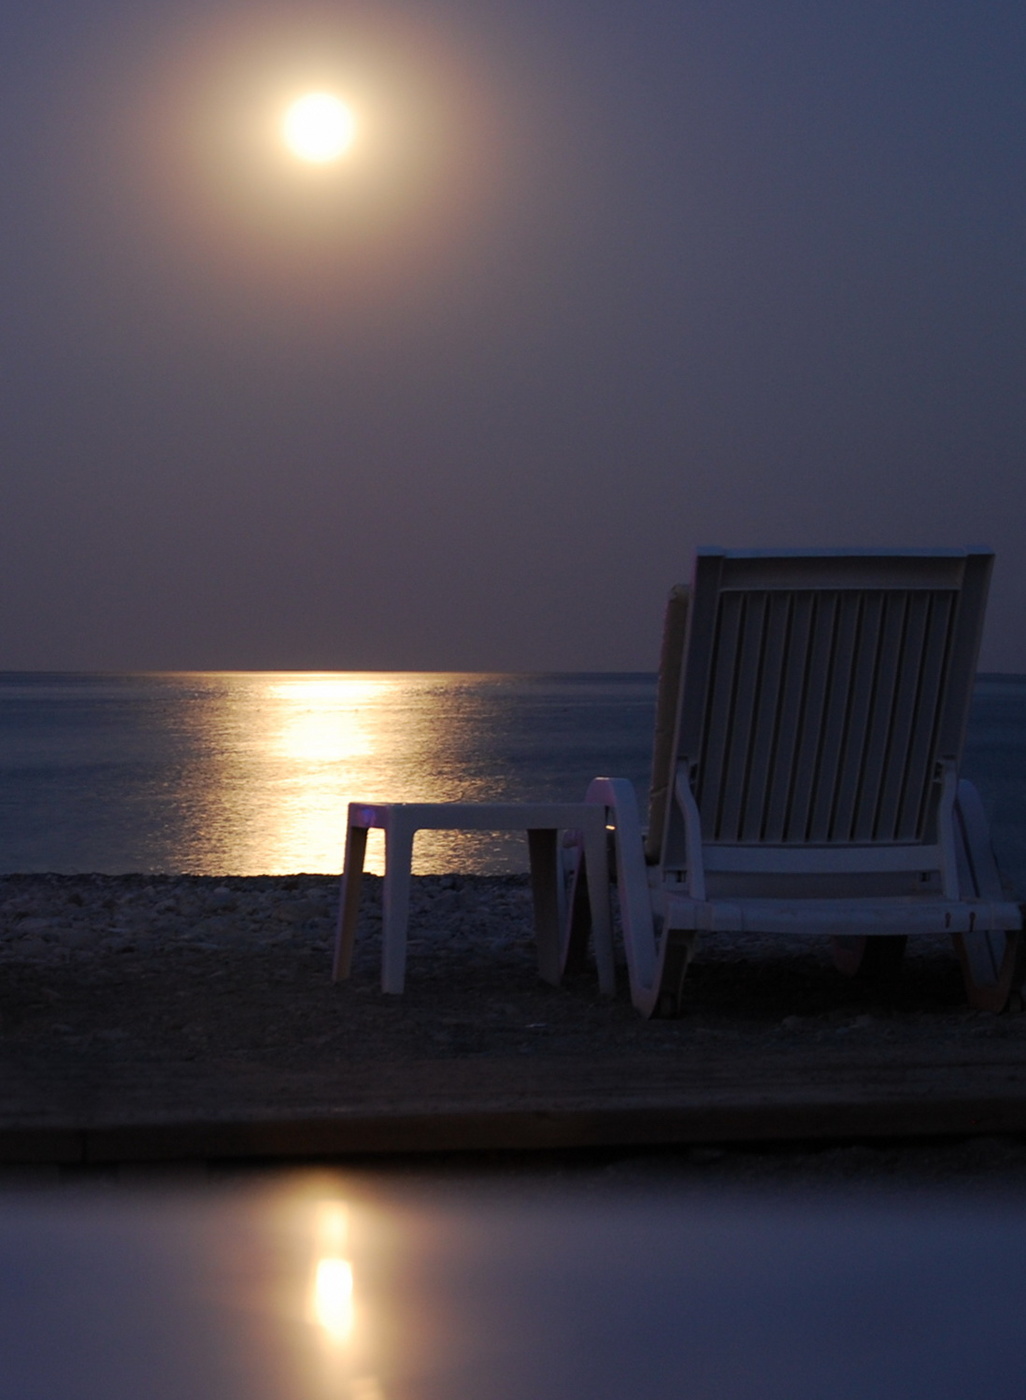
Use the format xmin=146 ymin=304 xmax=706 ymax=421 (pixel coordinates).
xmin=282 ymin=93 xmax=356 ymax=163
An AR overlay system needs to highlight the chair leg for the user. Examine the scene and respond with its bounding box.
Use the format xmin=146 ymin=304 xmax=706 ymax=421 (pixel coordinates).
xmin=381 ymin=817 xmax=415 ymax=995
xmin=953 ymin=926 xmax=1026 ymax=1012
xmin=949 ymin=782 xmax=1024 ymax=1009
xmin=527 ymin=828 xmax=563 ymax=985
xmin=561 ymin=836 xmax=591 ymax=976
xmin=333 ymin=822 xmax=369 ymax=981
xmin=650 ymin=926 xmax=697 ymax=1018
xmin=582 ymin=820 xmax=615 ymax=996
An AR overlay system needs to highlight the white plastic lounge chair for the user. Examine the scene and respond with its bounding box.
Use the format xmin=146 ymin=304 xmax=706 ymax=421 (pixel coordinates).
xmin=333 ymin=801 xmax=614 ymax=996
xmin=585 ymin=548 xmax=1023 ymax=1017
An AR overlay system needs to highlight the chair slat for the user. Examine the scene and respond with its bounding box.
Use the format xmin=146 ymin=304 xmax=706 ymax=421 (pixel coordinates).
xmin=899 ymin=592 xmax=956 ymax=839
xmin=695 ymin=592 xmax=744 ymax=838
xmin=874 ymin=592 xmax=932 ymax=839
xmin=783 ymin=593 xmax=838 ymax=842
xmin=807 ymin=591 xmax=862 ymax=842
xmin=739 ymin=592 xmax=793 ymax=841
xmin=761 ymin=594 xmax=814 ymax=842
xmin=851 ymin=593 xmax=908 ymax=840
xmin=718 ymin=594 xmax=768 ymax=841
xmin=830 ymin=592 xmax=884 ymax=840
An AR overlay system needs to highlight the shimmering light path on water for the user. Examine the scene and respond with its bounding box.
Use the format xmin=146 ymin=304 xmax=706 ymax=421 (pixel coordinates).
xmin=4 ymin=1169 xmax=1026 ymax=1399
xmin=0 ymin=672 xmax=1023 ymax=881
xmin=0 ymin=673 xmax=654 ymax=875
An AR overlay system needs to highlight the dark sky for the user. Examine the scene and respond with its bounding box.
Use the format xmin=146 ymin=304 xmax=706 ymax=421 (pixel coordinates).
xmin=0 ymin=0 xmax=1023 ymax=670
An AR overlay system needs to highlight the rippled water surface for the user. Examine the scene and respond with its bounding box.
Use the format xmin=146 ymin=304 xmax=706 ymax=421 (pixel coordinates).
xmin=0 ymin=671 xmax=1022 ymax=880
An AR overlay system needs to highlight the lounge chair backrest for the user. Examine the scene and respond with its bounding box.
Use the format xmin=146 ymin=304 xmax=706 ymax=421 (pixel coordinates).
xmin=657 ymin=548 xmax=993 ymax=869
xmin=644 ymin=585 xmax=689 ymax=862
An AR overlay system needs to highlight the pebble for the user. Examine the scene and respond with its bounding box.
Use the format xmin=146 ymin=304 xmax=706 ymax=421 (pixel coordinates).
xmin=59 ymin=930 xmax=94 ymax=950
xmin=16 ymin=918 xmax=52 ymax=935
xmin=275 ymin=900 xmax=321 ymax=923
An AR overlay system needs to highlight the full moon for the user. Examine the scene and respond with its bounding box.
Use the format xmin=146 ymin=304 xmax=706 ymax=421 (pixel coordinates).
xmin=282 ymin=93 xmax=356 ymax=163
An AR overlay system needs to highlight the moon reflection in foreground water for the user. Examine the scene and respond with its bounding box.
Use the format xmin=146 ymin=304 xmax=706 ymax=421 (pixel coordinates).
xmin=2 ymin=1169 xmax=1026 ymax=1399
xmin=309 ymin=1200 xmax=354 ymax=1342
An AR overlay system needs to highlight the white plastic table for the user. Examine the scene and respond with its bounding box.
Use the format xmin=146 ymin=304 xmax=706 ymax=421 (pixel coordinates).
xmin=332 ymin=802 xmax=614 ymax=996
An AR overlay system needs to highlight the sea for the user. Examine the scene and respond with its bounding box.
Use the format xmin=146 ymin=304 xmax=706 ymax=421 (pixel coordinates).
xmin=1 ymin=669 xmax=1025 ymax=886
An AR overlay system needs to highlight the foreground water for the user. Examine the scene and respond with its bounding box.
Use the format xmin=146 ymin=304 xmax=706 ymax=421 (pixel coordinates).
xmin=4 ymin=1166 xmax=1026 ymax=1400
xmin=0 ymin=671 xmax=1024 ymax=883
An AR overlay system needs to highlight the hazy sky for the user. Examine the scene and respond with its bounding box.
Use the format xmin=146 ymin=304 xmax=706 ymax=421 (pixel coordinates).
xmin=0 ymin=0 xmax=1023 ymax=671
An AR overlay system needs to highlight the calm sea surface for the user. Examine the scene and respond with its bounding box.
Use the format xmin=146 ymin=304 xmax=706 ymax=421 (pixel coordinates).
xmin=5 ymin=1170 xmax=1026 ymax=1400
xmin=0 ymin=670 xmax=1024 ymax=882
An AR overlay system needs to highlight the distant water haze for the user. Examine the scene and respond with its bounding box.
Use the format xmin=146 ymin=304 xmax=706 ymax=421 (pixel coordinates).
xmin=0 ymin=672 xmax=1024 ymax=887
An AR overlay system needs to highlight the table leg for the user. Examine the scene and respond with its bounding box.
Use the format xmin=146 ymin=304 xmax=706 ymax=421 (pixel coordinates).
xmin=381 ymin=816 xmax=415 ymax=994
xmin=333 ymin=821 xmax=369 ymax=981
xmin=527 ymin=827 xmax=562 ymax=985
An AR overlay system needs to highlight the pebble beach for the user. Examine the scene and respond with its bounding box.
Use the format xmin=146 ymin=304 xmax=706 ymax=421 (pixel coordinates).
xmin=3 ymin=869 xmax=1025 ymax=1060
xmin=6 ymin=872 xmax=1026 ymax=1188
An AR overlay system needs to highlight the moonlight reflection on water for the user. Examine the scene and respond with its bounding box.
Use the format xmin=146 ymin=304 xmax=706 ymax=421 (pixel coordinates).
xmin=0 ymin=672 xmax=655 ymax=876
xmin=0 ymin=672 xmax=1022 ymax=886
xmin=2 ymin=1167 xmax=1026 ymax=1399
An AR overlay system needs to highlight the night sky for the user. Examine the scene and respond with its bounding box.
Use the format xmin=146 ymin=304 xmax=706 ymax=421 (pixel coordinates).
xmin=0 ymin=0 xmax=1023 ymax=671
